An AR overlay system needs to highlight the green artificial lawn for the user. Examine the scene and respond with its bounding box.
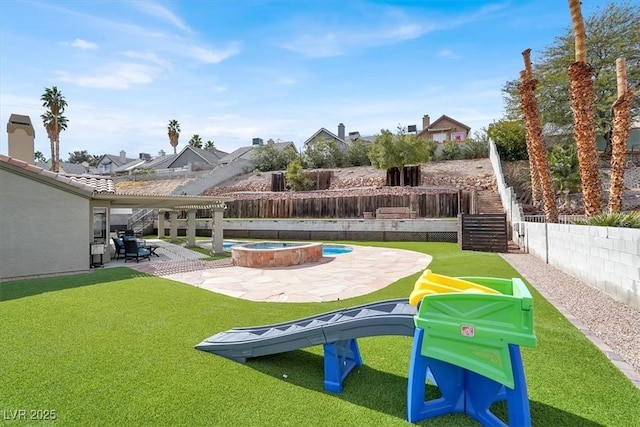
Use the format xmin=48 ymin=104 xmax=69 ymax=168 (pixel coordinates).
xmin=1 ymin=242 xmax=639 ymax=426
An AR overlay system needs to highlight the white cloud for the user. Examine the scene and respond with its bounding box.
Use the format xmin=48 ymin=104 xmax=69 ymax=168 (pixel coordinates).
xmin=55 ymin=63 xmax=157 ymax=89
xmin=132 ymin=2 xmax=193 ymax=34
xmin=280 ymin=20 xmax=431 ymax=58
xmin=120 ymin=51 xmax=172 ymax=69
xmin=188 ymin=43 xmax=241 ymax=64
xmin=437 ymin=49 xmax=460 ymax=59
xmin=70 ymin=38 xmax=98 ymax=50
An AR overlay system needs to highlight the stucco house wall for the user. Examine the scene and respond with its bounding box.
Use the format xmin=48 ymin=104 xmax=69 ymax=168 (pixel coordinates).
xmin=0 ymin=168 xmax=91 ymax=280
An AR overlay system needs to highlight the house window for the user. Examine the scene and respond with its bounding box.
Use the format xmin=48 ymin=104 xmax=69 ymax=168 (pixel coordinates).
xmin=452 ymin=132 xmax=466 ymax=142
xmin=93 ymin=208 xmax=107 ymax=242
xmin=433 ymin=133 xmax=446 ymax=143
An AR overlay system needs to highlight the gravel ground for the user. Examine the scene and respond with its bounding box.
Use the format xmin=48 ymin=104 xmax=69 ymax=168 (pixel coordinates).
xmin=501 ymin=252 xmax=640 ymax=388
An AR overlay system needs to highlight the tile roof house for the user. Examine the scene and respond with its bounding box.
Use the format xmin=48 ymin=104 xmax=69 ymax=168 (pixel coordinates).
xmin=417 ymin=114 xmax=471 ymax=143
xmin=0 ymin=154 xmax=233 ymax=281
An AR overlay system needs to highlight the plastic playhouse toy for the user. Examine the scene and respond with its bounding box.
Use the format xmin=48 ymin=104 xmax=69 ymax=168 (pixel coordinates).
xmin=407 ymin=270 xmax=537 ymax=426
xmin=409 ymin=269 xmax=501 ymax=305
xmin=196 ymin=269 xmax=536 ymax=426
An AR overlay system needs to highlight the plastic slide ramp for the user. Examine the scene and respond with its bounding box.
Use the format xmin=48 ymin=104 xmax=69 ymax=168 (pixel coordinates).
xmin=195 ymin=298 xmax=416 ymax=363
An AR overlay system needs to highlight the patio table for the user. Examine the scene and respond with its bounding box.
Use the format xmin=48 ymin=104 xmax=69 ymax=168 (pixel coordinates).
xmin=145 ymin=244 xmax=160 ymax=257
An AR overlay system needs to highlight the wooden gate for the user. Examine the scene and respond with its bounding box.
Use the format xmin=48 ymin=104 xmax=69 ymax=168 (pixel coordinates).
xmin=458 ymin=213 xmax=508 ymax=252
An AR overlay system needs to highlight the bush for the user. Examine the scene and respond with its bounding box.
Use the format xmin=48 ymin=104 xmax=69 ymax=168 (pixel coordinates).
xmin=440 ymin=141 xmax=462 ymax=160
xmin=572 ymin=211 xmax=640 ymax=228
xmin=345 ymin=140 xmax=371 ymax=166
xmin=424 ymin=140 xmax=438 ymax=160
xmin=285 ymin=159 xmax=315 ymax=191
xmin=462 ymin=137 xmax=489 ymax=159
xmin=487 ymin=120 xmax=528 ymax=161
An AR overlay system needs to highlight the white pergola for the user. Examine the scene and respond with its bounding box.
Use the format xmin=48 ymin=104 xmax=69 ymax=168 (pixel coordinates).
xmin=93 ymin=193 xmax=233 ymax=254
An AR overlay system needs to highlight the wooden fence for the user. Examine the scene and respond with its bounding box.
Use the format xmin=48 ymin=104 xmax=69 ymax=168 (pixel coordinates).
xmin=270 ymin=170 xmax=334 ymax=191
xmin=458 ymin=213 xmax=508 ymax=252
xmin=220 ymin=191 xmax=473 ymax=219
xmin=386 ymin=165 xmax=421 ymax=186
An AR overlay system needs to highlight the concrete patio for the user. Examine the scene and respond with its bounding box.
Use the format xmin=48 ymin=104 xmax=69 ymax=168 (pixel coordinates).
xmin=108 ymin=240 xmax=431 ymax=303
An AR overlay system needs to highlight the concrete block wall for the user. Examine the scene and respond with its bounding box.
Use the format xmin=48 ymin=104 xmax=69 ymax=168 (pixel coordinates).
xmin=523 ymin=222 xmax=640 ymax=310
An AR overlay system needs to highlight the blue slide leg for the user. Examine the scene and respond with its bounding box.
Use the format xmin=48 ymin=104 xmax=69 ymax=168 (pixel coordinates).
xmin=407 ymin=328 xmax=465 ymax=422
xmin=407 ymin=329 xmax=531 ymax=426
xmin=323 ymin=339 xmax=363 ymax=393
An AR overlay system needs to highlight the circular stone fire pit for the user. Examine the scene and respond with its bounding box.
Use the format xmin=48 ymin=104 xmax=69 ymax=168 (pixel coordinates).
xmin=231 ymin=242 xmax=323 ymax=268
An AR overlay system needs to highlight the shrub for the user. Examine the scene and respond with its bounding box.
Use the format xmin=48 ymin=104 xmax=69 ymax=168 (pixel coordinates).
xmin=462 ymin=137 xmax=489 ymax=159
xmin=424 ymin=139 xmax=438 ymax=160
xmin=487 ymin=119 xmax=528 ymax=161
xmin=345 ymin=140 xmax=371 ymax=166
xmin=285 ymin=159 xmax=315 ymax=191
xmin=572 ymin=211 xmax=640 ymax=228
xmin=440 ymin=141 xmax=462 ymax=160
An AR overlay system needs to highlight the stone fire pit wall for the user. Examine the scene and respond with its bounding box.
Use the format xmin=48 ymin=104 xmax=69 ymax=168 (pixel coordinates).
xmin=232 ymin=242 xmax=323 ymax=268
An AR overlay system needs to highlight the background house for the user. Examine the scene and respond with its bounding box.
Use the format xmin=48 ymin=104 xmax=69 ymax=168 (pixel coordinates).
xmin=417 ymin=114 xmax=471 ymax=143
xmin=166 ymin=146 xmax=228 ymax=170
xmin=95 ymin=151 xmax=137 ymax=175
xmin=303 ymin=123 xmax=375 ymax=152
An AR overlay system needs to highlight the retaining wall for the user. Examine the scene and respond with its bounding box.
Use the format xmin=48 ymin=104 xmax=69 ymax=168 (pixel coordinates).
xmin=159 ymin=218 xmax=459 ymax=242
xmin=520 ymin=222 xmax=640 ymax=310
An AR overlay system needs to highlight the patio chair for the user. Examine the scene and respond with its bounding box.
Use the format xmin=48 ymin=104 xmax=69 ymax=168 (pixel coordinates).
xmin=112 ymin=237 xmax=126 ymax=260
xmin=123 ymin=236 xmax=151 ymax=263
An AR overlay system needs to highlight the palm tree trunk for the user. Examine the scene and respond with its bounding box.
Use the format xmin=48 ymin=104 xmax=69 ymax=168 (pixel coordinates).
xmin=519 ymin=50 xmax=558 ymax=222
xmin=53 ymin=134 xmax=60 ymax=173
xmin=518 ymin=59 xmax=542 ymax=208
xmin=608 ymin=58 xmax=633 ymax=213
xmin=568 ymin=0 xmax=602 ymax=217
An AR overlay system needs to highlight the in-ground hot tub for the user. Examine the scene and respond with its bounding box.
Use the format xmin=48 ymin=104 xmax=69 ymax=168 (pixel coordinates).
xmin=231 ymin=242 xmax=323 ymax=268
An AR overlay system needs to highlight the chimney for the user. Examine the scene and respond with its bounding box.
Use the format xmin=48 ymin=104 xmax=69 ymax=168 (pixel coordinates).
xmin=422 ymin=115 xmax=430 ymax=130
xmin=119 ymin=150 xmax=126 ymax=163
xmin=7 ymin=114 xmax=35 ymax=164
xmin=158 ymin=149 xmax=166 ymax=157
xmin=338 ymin=123 xmax=345 ymax=140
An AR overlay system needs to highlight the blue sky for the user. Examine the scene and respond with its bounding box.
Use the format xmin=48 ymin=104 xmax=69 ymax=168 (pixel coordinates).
xmin=0 ymin=0 xmax=602 ymax=160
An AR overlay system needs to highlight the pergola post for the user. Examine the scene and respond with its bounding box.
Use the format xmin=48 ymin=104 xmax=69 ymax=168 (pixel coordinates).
xmin=186 ymin=209 xmax=196 ymax=247
xmin=169 ymin=211 xmax=178 ymax=243
xmin=211 ymin=205 xmax=225 ymax=255
xmin=157 ymin=210 xmax=166 ymax=238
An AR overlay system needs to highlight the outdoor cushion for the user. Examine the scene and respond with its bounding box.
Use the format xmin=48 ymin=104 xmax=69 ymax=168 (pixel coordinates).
xmin=112 ymin=237 xmax=126 ymax=260
xmin=123 ymin=238 xmax=150 ymax=263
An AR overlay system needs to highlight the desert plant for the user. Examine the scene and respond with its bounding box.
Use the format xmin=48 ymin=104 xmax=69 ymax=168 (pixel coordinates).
xmin=572 ymin=211 xmax=640 ymax=228
xmin=503 ymin=161 xmax=533 ymax=205
xmin=440 ymin=141 xmax=462 ymax=160
xmin=548 ymin=143 xmax=581 ymax=194
xmin=462 ymin=136 xmax=489 ymax=159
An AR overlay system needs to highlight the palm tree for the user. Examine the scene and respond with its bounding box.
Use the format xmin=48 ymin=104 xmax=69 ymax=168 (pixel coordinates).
xmin=188 ymin=134 xmax=203 ymax=148
xmin=567 ymin=0 xmax=602 ymax=217
xmin=608 ymin=58 xmax=633 ymax=213
xmin=205 ymin=140 xmax=215 ymax=149
xmin=167 ymin=120 xmax=180 ymax=154
xmin=40 ymin=86 xmax=68 ymax=173
xmin=519 ymin=50 xmax=558 ymax=223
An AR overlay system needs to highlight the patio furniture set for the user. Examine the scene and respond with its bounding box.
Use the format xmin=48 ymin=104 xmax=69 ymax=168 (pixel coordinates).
xmin=112 ymin=232 xmax=160 ymax=263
